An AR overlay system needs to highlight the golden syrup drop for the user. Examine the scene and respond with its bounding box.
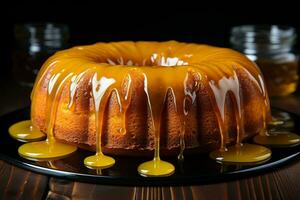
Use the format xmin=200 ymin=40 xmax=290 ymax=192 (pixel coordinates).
xmin=18 ymin=140 xmax=77 ymax=161
xmin=254 ymin=131 xmax=300 ymax=147
xmin=210 ymin=143 xmax=271 ymax=163
xmin=137 ymin=143 xmax=175 ymax=177
xmin=268 ymin=116 xmax=294 ymax=131
xmin=269 ymin=118 xmax=284 ymax=126
xmin=138 ymin=158 xmax=175 ymax=177
xmin=9 ymin=120 xmax=45 ymax=142
xmin=84 ymin=153 xmax=115 ymax=169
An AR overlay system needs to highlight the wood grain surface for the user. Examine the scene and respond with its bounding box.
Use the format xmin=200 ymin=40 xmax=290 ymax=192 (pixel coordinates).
xmin=1 ymin=159 xmax=300 ymax=200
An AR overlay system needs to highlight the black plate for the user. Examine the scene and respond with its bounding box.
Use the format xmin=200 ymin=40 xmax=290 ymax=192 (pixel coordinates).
xmin=0 ymin=108 xmax=299 ymax=186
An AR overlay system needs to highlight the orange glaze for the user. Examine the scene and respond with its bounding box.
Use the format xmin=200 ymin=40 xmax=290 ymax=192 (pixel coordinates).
xmin=14 ymin=41 xmax=279 ymax=176
xmin=210 ymin=143 xmax=271 ymax=163
xmin=252 ymin=102 xmax=300 ymax=147
xmin=19 ymin=63 xmax=78 ymax=160
xmin=254 ymin=131 xmax=300 ymax=147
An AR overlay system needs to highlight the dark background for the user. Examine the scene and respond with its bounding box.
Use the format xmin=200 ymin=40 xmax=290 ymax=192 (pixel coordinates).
xmin=1 ymin=1 xmax=300 ymax=81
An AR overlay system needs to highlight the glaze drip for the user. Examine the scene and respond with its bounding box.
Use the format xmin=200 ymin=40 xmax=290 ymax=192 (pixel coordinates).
xmin=253 ymin=90 xmax=300 ymax=147
xmin=19 ymin=64 xmax=78 ymax=160
xmin=208 ymin=70 xmax=243 ymax=150
xmin=84 ymin=73 xmax=116 ymax=169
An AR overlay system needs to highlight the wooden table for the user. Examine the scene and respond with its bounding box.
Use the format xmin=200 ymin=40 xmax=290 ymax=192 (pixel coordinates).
xmin=1 ymin=80 xmax=300 ymax=200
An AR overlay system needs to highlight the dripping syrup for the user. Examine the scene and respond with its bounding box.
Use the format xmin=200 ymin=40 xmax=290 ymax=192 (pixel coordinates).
xmin=137 ymin=72 xmax=180 ymax=177
xmin=84 ymin=74 xmax=115 ymax=169
xmin=18 ymin=69 xmax=78 ymax=160
xmin=253 ymin=105 xmax=300 ymax=147
xmin=208 ymin=68 xmax=272 ymax=163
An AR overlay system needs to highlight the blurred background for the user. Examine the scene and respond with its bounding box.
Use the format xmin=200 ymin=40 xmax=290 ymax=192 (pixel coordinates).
xmin=0 ymin=1 xmax=299 ymax=114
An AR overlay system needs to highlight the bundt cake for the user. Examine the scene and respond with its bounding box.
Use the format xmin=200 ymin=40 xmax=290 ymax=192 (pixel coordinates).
xmin=30 ymin=41 xmax=270 ymax=156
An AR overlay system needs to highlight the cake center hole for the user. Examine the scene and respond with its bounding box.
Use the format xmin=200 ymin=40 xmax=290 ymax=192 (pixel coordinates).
xmin=105 ymin=54 xmax=189 ymax=67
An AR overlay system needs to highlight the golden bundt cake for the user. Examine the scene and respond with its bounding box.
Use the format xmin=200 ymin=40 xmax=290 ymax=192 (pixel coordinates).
xmin=31 ymin=41 xmax=270 ymax=156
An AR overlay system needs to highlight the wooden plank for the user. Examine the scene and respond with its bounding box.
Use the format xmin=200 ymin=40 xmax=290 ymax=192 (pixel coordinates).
xmin=1 ymin=159 xmax=300 ymax=199
xmin=44 ymin=162 xmax=300 ymax=199
xmin=0 ymin=161 xmax=48 ymax=200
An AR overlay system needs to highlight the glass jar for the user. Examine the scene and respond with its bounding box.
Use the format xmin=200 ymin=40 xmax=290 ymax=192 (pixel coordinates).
xmin=230 ymin=25 xmax=298 ymax=97
xmin=12 ymin=23 xmax=69 ymax=86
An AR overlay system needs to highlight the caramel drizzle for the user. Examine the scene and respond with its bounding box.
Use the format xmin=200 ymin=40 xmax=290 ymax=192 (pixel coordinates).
xmin=45 ymin=59 xmax=77 ymax=142
xmin=203 ymin=61 xmax=265 ymax=150
xmin=258 ymin=74 xmax=271 ymax=136
xmin=142 ymin=73 xmax=162 ymax=161
xmin=47 ymin=72 xmax=74 ymax=142
xmin=142 ymin=66 xmax=198 ymax=161
xmin=91 ymin=73 xmax=116 ymax=157
xmin=30 ymin=42 xmax=270 ymax=165
xmin=114 ymin=74 xmax=132 ymax=135
xmin=68 ymin=71 xmax=86 ymax=109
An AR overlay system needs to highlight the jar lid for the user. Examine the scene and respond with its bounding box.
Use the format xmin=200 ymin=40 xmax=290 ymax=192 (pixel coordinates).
xmin=14 ymin=23 xmax=69 ymax=49
xmin=230 ymin=25 xmax=297 ymax=54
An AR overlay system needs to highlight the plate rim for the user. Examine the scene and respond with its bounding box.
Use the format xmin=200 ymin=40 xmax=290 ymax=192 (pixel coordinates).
xmin=0 ymin=107 xmax=299 ymax=186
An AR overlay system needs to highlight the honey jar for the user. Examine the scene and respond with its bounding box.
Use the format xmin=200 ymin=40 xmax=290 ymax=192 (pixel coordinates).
xmin=12 ymin=23 xmax=69 ymax=86
xmin=230 ymin=25 xmax=298 ymax=96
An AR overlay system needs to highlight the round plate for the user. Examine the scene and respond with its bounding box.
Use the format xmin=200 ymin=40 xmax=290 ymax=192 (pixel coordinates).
xmin=0 ymin=108 xmax=299 ymax=186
